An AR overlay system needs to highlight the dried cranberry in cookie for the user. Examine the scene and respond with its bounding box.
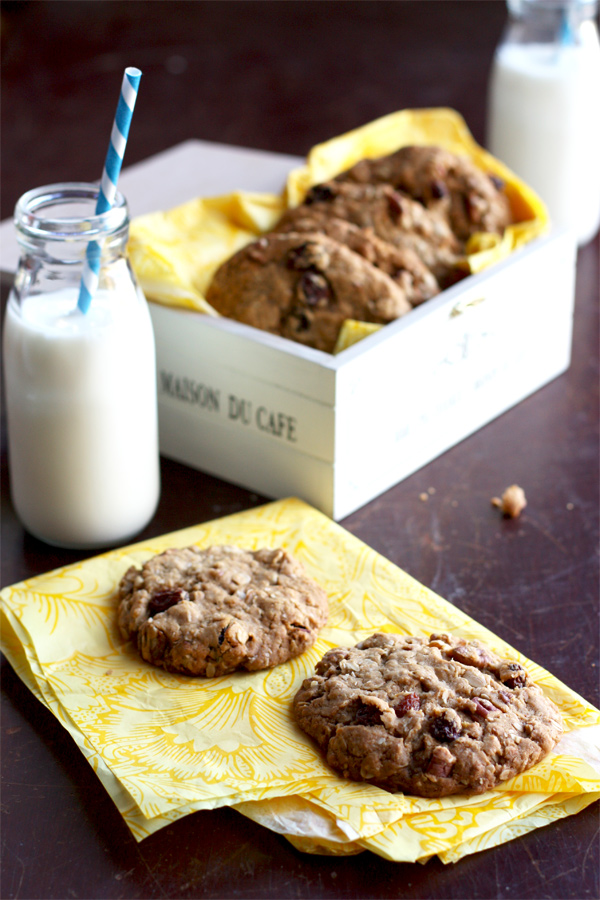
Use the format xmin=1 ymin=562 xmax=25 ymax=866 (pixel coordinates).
xmin=499 ymin=661 xmax=529 ymax=689
xmin=430 ymin=709 xmax=463 ymax=743
xmin=394 ymin=692 xmax=421 ymax=716
xmin=148 ymin=588 xmax=188 ymax=616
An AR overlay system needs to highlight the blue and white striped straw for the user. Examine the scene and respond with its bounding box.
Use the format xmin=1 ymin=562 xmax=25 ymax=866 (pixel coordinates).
xmin=77 ymin=67 xmax=142 ymax=314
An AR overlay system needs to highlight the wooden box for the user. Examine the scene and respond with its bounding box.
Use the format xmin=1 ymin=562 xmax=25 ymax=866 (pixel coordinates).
xmin=148 ymin=181 xmax=576 ymax=519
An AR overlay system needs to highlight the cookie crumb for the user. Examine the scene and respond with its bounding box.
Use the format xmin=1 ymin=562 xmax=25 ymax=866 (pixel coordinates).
xmin=428 ymin=486 xmax=436 ymax=495
xmin=566 ymin=502 xmax=574 ymax=511
xmin=419 ymin=492 xmax=429 ymax=502
xmin=492 ymin=485 xmax=527 ymax=518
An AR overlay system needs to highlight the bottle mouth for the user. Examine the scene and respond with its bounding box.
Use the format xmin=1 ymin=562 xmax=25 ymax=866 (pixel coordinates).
xmin=14 ymin=182 xmax=129 ymax=242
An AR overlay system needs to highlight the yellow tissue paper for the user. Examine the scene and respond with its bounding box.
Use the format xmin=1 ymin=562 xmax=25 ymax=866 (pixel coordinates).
xmin=1 ymin=499 xmax=597 ymax=861
xmin=127 ymin=109 xmax=549 ymax=348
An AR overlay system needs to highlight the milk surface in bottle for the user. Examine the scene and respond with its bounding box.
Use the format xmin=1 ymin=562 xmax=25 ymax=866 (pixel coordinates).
xmin=3 ymin=183 xmax=161 ymax=548
xmin=487 ymin=0 xmax=600 ymax=245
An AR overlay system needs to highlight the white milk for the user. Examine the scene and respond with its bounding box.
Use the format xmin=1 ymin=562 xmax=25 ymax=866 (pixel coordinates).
xmin=3 ymin=286 xmax=160 ymax=548
xmin=488 ymin=29 xmax=600 ymax=245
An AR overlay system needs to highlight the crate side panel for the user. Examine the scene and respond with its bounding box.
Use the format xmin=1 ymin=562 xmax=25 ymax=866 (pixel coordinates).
xmin=158 ymin=401 xmax=335 ymax=518
xmin=151 ymin=310 xmax=336 ymax=463
xmin=150 ymin=304 xmax=338 ymax=405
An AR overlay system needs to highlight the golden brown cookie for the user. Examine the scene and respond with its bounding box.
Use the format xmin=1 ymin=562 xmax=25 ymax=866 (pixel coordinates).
xmin=118 ymin=545 xmax=328 ymax=676
xmin=273 ymin=211 xmax=440 ymax=306
xmin=206 ymin=231 xmax=413 ymax=353
xmin=293 ymin=632 xmax=563 ymax=797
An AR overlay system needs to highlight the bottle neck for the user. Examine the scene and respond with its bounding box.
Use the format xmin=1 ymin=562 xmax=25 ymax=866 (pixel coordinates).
xmin=505 ymin=0 xmax=598 ymax=43
xmin=14 ymin=182 xmax=130 ymax=266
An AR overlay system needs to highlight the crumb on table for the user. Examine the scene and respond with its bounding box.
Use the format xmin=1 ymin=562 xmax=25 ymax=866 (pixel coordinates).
xmin=491 ymin=484 xmax=527 ymax=518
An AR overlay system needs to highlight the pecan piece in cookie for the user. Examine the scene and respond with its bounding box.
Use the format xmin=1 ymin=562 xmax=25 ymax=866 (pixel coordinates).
xmin=471 ymin=697 xmax=496 ymax=718
xmin=427 ymin=745 xmax=456 ymax=779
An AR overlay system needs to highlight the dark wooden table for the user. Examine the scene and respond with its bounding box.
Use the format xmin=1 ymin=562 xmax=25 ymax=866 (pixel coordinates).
xmin=1 ymin=2 xmax=598 ymax=898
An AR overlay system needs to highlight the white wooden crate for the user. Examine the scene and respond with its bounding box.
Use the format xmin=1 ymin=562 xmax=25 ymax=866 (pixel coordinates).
xmin=0 ymin=140 xmax=577 ymax=519
xmin=150 ymin=226 xmax=576 ymax=520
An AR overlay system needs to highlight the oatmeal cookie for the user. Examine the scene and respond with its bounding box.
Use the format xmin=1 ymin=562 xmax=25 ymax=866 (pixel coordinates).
xmin=118 ymin=545 xmax=328 ymax=676
xmin=205 ymin=231 xmax=412 ymax=353
xmin=335 ymin=145 xmax=512 ymax=240
xmin=293 ymin=632 xmax=563 ymax=797
xmin=277 ymin=181 xmax=462 ymax=286
xmin=274 ymin=212 xmax=440 ymax=306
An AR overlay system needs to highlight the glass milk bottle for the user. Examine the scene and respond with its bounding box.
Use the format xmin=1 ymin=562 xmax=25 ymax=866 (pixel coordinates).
xmin=487 ymin=0 xmax=600 ymax=245
xmin=3 ymin=183 xmax=161 ymax=548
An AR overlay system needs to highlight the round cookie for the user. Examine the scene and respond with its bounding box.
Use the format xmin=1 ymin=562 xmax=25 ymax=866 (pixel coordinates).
xmin=118 ymin=545 xmax=328 ymax=676
xmin=278 ymin=181 xmax=462 ymax=286
xmin=206 ymin=231 xmax=413 ymax=353
xmin=273 ymin=211 xmax=440 ymax=306
xmin=293 ymin=632 xmax=564 ymax=797
xmin=335 ymin=144 xmax=512 ymax=240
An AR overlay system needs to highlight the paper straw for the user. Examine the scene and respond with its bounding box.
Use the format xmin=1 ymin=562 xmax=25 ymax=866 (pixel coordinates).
xmin=77 ymin=67 xmax=142 ymax=314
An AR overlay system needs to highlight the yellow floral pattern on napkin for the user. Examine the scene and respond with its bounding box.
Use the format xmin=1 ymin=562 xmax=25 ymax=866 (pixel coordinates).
xmin=1 ymin=498 xmax=598 ymax=862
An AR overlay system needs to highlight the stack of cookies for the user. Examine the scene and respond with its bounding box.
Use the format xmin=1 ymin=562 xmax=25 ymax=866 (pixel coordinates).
xmin=206 ymin=145 xmax=512 ymax=353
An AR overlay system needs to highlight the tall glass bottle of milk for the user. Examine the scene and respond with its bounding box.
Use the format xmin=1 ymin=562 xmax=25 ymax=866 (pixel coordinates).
xmin=3 ymin=183 xmax=161 ymax=548
xmin=487 ymin=0 xmax=600 ymax=245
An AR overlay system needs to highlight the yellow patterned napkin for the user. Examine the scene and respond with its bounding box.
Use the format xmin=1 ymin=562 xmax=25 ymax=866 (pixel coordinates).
xmin=128 ymin=109 xmax=548 ymax=344
xmin=1 ymin=499 xmax=598 ymax=861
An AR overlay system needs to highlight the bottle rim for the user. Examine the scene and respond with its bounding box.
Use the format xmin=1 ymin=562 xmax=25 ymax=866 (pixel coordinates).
xmin=14 ymin=182 xmax=129 ymax=242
